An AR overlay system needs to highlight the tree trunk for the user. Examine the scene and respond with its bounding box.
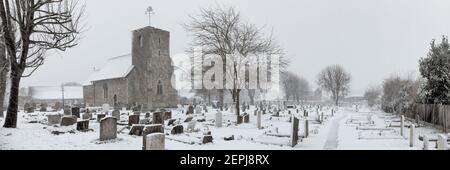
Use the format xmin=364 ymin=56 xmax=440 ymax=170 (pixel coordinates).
xmin=3 ymin=68 xmax=21 ymax=128
xmin=235 ymin=90 xmax=241 ymax=122
xmin=0 ymin=41 xmax=6 ymax=118
xmin=219 ymin=89 xmax=224 ymax=111
xmin=248 ymin=89 xmax=255 ymax=106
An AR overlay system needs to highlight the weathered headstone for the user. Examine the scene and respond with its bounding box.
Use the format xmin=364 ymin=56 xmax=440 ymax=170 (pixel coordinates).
xmin=129 ymin=124 xmax=145 ymax=136
xmin=187 ymin=105 xmax=194 ymax=114
xmin=171 ymin=125 xmax=184 ymax=135
xmin=142 ymin=124 xmax=164 ymax=150
xmin=164 ymin=111 xmax=172 ymax=120
xmin=63 ymin=106 xmax=71 ymax=115
xmin=112 ymin=110 xmax=120 ymax=121
xmin=321 ymin=112 xmax=324 ymax=124
xmin=100 ymin=117 xmax=117 ymax=141
xmin=290 ymin=116 xmax=299 ymax=147
xmin=82 ymin=112 xmax=92 ymax=120
xmin=243 ymin=114 xmax=250 ymax=123
xmin=97 ymin=114 xmax=106 ymax=122
xmin=145 ymin=133 xmax=165 ymax=150
xmin=437 ymin=134 xmax=448 ymax=150
xmin=410 ymin=124 xmax=416 ymax=147
xmin=60 ymin=116 xmax=77 ymax=126
xmin=195 ymin=106 xmax=202 ymax=114
xmin=139 ymin=118 xmax=151 ymax=125
xmin=237 ymin=115 xmax=243 ymax=124
xmin=202 ymin=135 xmax=213 ymax=144
xmin=128 ymin=114 xmax=140 ymax=126
xmin=145 ymin=112 xmax=151 ymax=118
xmin=152 ymin=112 xmax=164 ymax=125
xmin=400 ymin=115 xmax=405 ymax=137
xmin=257 ymin=111 xmax=262 ymax=129
xmin=305 ymin=120 xmax=309 ymax=138
xmin=423 ymin=135 xmax=429 ymax=150
xmin=215 ymin=111 xmax=222 ymax=128
xmin=47 ymin=114 xmax=62 ymax=125
xmin=76 ymin=120 xmax=90 ymax=131
xmin=40 ymin=103 xmax=48 ymax=112
xmin=71 ymin=107 xmax=80 ymax=118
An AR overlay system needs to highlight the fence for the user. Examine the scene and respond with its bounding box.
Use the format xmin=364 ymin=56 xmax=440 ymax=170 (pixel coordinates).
xmin=406 ymin=104 xmax=450 ymax=132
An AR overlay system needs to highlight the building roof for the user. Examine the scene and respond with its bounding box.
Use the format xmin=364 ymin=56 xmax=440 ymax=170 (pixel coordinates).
xmin=29 ymin=86 xmax=83 ymax=100
xmin=83 ymin=54 xmax=134 ymax=86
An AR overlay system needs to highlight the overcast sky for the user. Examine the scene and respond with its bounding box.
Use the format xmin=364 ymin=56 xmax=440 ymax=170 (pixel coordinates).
xmin=21 ymin=0 xmax=450 ymax=95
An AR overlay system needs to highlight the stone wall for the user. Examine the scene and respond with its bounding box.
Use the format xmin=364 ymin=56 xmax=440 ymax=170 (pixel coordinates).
xmin=84 ymin=78 xmax=128 ymax=107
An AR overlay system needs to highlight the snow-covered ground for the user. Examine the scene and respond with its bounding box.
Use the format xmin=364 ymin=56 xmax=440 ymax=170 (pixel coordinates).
xmin=0 ymin=105 xmax=447 ymax=150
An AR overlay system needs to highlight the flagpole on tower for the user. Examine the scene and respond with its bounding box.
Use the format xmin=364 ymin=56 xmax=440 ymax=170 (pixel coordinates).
xmin=145 ymin=6 xmax=155 ymax=26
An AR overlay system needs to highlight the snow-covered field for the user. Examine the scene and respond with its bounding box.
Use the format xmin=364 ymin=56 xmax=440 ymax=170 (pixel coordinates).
xmin=0 ymin=105 xmax=447 ymax=150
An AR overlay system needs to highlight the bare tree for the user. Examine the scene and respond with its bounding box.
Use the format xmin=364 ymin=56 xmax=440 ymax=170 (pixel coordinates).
xmin=282 ymin=72 xmax=297 ymax=101
xmin=317 ymin=65 xmax=351 ymax=106
xmin=364 ymin=86 xmax=381 ymax=107
xmin=0 ymin=0 xmax=86 ymax=128
xmin=184 ymin=5 xmax=286 ymax=121
xmin=296 ymin=76 xmax=310 ymax=103
xmin=0 ymin=28 xmax=7 ymax=117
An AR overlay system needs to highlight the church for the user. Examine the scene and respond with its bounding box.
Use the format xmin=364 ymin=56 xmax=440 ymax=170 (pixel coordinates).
xmin=83 ymin=26 xmax=178 ymax=110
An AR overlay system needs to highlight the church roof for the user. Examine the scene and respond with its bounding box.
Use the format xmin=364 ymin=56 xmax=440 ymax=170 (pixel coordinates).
xmin=83 ymin=54 xmax=134 ymax=86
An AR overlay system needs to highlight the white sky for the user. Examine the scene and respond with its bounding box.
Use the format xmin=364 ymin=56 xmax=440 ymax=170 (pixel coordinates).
xmin=21 ymin=0 xmax=450 ymax=95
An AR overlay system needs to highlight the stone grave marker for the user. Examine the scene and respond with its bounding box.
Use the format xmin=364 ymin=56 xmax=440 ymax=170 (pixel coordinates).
xmin=243 ymin=114 xmax=250 ymax=123
xmin=184 ymin=116 xmax=194 ymax=123
xmin=129 ymin=124 xmax=145 ymax=136
xmin=145 ymin=112 xmax=151 ymax=118
xmin=112 ymin=110 xmax=120 ymax=121
xmin=145 ymin=133 xmax=165 ymax=150
xmin=100 ymin=117 xmax=117 ymax=141
xmin=305 ymin=120 xmax=309 ymax=138
xmin=143 ymin=124 xmax=164 ymax=150
xmin=437 ymin=134 xmax=448 ymax=150
xmin=167 ymin=119 xmax=177 ymax=126
xmin=97 ymin=114 xmax=106 ymax=122
xmin=82 ymin=112 xmax=92 ymax=120
xmin=410 ymin=124 xmax=416 ymax=147
xmin=47 ymin=114 xmax=62 ymax=125
xmin=187 ymin=121 xmax=197 ymax=132
xmin=153 ymin=112 xmax=164 ymax=125
xmin=187 ymin=105 xmax=194 ymax=115
xmin=71 ymin=107 xmax=80 ymax=118
xmin=257 ymin=111 xmax=262 ymax=129
xmin=128 ymin=114 xmax=140 ymax=126
xmin=400 ymin=115 xmax=405 ymax=137
xmin=171 ymin=125 xmax=184 ymax=135
xmin=102 ymin=104 xmax=110 ymax=113
xmin=290 ymin=116 xmax=299 ymax=147
xmin=237 ymin=115 xmax=243 ymax=124
xmin=215 ymin=111 xmax=222 ymax=128
xmin=61 ymin=116 xmax=77 ymax=126
xmin=164 ymin=111 xmax=172 ymax=120
xmin=139 ymin=118 xmax=151 ymax=125
xmin=76 ymin=120 xmax=90 ymax=131
xmin=202 ymin=135 xmax=213 ymax=144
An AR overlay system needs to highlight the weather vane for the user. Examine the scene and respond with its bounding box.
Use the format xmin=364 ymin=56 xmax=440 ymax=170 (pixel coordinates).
xmin=145 ymin=6 xmax=155 ymax=26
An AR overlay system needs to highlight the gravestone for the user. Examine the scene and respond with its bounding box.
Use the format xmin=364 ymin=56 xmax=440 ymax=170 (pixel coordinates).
xmin=195 ymin=106 xmax=202 ymax=114
xmin=76 ymin=120 xmax=90 ymax=131
xmin=257 ymin=111 xmax=262 ymax=129
xmin=243 ymin=114 xmax=250 ymax=123
xmin=40 ymin=103 xmax=48 ymax=112
xmin=47 ymin=114 xmax=62 ymax=125
xmin=128 ymin=115 xmax=140 ymax=126
xmin=102 ymin=104 xmax=110 ymax=113
xmin=237 ymin=115 xmax=243 ymax=124
xmin=400 ymin=115 xmax=405 ymax=137
xmin=71 ymin=107 xmax=80 ymax=118
xmin=187 ymin=121 xmax=197 ymax=132
xmin=63 ymin=106 xmax=71 ymax=115
xmin=145 ymin=112 xmax=151 ymax=118
xmin=321 ymin=112 xmax=324 ymax=124
xmin=82 ymin=112 xmax=92 ymax=120
xmin=145 ymin=133 xmax=165 ymax=150
xmin=112 ymin=110 xmax=120 ymax=121
xmin=54 ymin=102 xmax=62 ymax=111
xmin=100 ymin=117 xmax=117 ymax=141
xmin=142 ymin=124 xmax=165 ymax=150
xmin=187 ymin=106 xmax=194 ymax=115
xmin=215 ymin=111 xmax=222 ymax=128
xmin=152 ymin=112 xmax=164 ymax=125
xmin=410 ymin=124 xmax=416 ymax=147
xmin=97 ymin=114 xmax=106 ymax=122
xmin=437 ymin=134 xmax=448 ymax=150
xmin=129 ymin=124 xmax=145 ymax=136
xmin=290 ymin=116 xmax=299 ymax=147
xmin=164 ymin=111 xmax=172 ymax=120
xmin=61 ymin=116 xmax=77 ymax=126
xmin=134 ymin=111 xmax=141 ymax=115
xmin=171 ymin=125 xmax=184 ymax=135
xmin=305 ymin=120 xmax=309 ymax=138
xmin=202 ymin=135 xmax=213 ymax=144
xmin=423 ymin=135 xmax=429 ymax=150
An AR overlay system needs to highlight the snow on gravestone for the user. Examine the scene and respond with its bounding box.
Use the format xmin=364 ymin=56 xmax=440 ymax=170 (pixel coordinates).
xmin=100 ymin=117 xmax=117 ymax=141
xmin=142 ymin=124 xmax=164 ymax=150
xmin=102 ymin=104 xmax=110 ymax=113
xmin=97 ymin=114 xmax=106 ymax=122
xmin=47 ymin=114 xmax=62 ymax=125
xmin=437 ymin=134 xmax=448 ymax=150
xmin=290 ymin=116 xmax=299 ymax=147
xmin=145 ymin=133 xmax=165 ymax=150
xmin=215 ymin=111 xmax=222 ymax=128
xmin=187 ymin=121 xmax=197 ymax=132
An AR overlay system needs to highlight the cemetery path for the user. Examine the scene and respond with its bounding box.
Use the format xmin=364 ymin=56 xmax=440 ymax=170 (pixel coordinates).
xmin=323 ymin=113 xmax=348 ymax=150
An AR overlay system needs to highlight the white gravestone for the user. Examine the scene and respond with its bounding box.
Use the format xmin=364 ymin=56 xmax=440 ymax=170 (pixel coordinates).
xmin=257 ymin=111 xmax=262 ymax=129
xmin=437 ymin=134 xmax=448 ymax=150
xmin=410 ymin=124 xmax=415 ymax=147
xmin=215 ymin=111 xmax=222 ymax=128
xmin=145 ymin=133 xmax=165 ymax=150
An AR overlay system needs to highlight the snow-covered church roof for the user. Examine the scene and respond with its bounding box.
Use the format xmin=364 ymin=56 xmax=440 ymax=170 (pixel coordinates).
xmin=83 ymin=54 xmax=134 ymax=86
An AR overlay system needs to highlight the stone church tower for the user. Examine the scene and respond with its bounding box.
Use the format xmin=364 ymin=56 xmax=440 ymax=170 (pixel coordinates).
xmin=83 ymin=26 xmax=178 ymax=110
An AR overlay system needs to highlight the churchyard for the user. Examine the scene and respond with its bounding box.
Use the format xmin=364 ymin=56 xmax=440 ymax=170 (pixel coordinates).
xmin=1 ymin=103 xmax=448 ymax=150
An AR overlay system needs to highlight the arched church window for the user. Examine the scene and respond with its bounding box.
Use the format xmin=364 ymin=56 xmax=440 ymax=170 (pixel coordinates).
xmin=157 ymin=80 xmax=163 ymax=95
xmin=103 ymin=84 xmax=108 ymax=99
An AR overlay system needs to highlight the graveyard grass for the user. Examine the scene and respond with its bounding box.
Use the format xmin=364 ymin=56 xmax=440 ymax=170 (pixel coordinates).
xmin=0 ymin=105 xmax=443 ymax=150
